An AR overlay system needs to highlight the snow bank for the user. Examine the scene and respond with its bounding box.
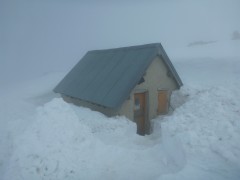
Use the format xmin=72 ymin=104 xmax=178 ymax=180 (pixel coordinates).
xmin=155 ymin=84 xmax=240 ymax=180
xmin=2 ymin=98 xmax=185 ymax=180
xmin=162 ymin=86 xmax=240 ymax=165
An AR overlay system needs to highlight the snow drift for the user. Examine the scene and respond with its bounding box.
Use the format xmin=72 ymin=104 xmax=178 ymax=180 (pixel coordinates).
xmin=1 ymin=58 xmax=240 ymax=180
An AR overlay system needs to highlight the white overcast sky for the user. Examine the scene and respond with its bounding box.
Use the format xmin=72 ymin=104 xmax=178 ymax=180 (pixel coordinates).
xmin=0 ymin=0 xmax=240 ymax=85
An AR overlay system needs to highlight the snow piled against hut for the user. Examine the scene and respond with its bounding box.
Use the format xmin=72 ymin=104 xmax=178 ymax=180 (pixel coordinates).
xmin=1 ymin=58 xmax=240 ymax=180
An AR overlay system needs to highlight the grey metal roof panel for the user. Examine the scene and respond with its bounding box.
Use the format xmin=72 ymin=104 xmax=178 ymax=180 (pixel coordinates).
xmin=54 ymin=43 xmax=182 ymax=108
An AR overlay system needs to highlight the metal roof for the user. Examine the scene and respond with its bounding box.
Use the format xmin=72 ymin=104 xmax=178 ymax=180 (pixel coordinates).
xmin=54 ymin=43 xmax=183 ymax=108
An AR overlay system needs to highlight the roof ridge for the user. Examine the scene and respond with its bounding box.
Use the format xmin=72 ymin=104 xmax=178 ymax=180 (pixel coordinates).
xmin=88 ymin=43 xmax=162 ymax=54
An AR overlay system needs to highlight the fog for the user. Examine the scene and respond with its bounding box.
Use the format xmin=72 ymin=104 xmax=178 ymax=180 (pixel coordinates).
xmin=1 ymin=0 xmax=240 ymax=85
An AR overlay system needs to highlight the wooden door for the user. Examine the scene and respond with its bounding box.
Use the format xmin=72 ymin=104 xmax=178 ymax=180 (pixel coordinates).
xmin=134 ymin=92 xmax=147 ymax=135
xmin=158 ymin=90 xmax=169 ymax=114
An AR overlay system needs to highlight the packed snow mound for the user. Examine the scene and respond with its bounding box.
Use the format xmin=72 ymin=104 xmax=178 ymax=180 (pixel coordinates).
xmin=3 ymin=98 xmax=185 ymax=180
xmin=161 ymin=86 xmax=240 ymax=165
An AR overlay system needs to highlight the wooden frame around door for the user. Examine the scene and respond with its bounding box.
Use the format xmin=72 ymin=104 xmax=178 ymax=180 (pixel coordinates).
xmin=134 ymin=91 xmax=148 ymax=135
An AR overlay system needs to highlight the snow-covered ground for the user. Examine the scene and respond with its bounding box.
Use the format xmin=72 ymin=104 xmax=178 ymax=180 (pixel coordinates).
xmin=0 ymin=56 xmax=240 ymax=180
